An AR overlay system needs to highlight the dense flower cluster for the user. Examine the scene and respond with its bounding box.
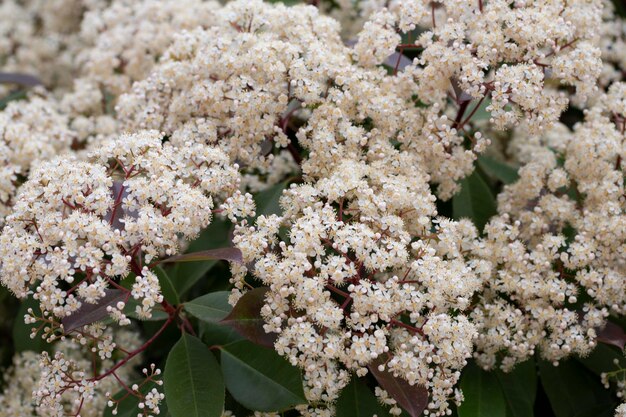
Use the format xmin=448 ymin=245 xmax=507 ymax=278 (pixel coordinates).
xmin=471 ymin=83 xmax=625 ymax=371
xmin=233 ymin=157 xmax=490 ymax=415
xmin=0 ymin=130 xmax=240 ymax=320
xmin=0 ymin=328 xmax=143 ymax=417
xmin=0 ymin=0 xmax=624 ymax=416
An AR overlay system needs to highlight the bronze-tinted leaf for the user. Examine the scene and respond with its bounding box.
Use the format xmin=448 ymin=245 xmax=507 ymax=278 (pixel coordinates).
xmin=160 ymin=247 xmax=243 ymax=264
xmin=368 ymin=355 xmax=429 ymax=417
xmin=62 ymin=289 xmax=126 ymax=332
xmin=597 ymin=321 xmax=626 ymax=351
xmin=0 ymin=72 xmax=42 ymax=86
xmin=220 ymin=287 xmax=276 ymax=348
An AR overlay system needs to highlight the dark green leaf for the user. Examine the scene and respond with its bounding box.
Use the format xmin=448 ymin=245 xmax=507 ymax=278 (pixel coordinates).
xmin=0 ymin=90 xmax=27 ymax=110
xmin=458 ymin=362 xmax=506 ymax=417
xmin=478 ymin=156 xmax=520 ymax=185
xmin=538 ymin=359 xmax=615 ymax=417
xmin=164 ymin=334 xmax=225 ymax=417
xmin=496 ymin=358 xmax=536 ymax=417
xmin=185 ymin=291 xmax=232 ymax=323
xmin=199 ymin=321 xmax=244 ymax=347
xmin=13 ymin=297 xmax=45 ymax=353
xmin=123 ymin=299 xmax=169 ymax=321
xmin=103 ymin=380 xmax=169 ymax=417
xmin=171 ymin=219 xmax=232 ymax=295
xmin=254 ymin=181 xmax=288 ymax=217
xmin=220 ymin=340 xmax=306 ymax=411
xmin=368 ymin=356 xmax=429 ymax=417
xmin=578 ymin=344 xmax=626 ymax=376
xmin=452 ymin=170 xmax=497 ymax=232
xmin=155 ymin=266 xmax=180 ymax=305
xmin=336 ymin=377 xmax=390 ymax=417
xmin=221 ymin=287 xmax=276 ymax=348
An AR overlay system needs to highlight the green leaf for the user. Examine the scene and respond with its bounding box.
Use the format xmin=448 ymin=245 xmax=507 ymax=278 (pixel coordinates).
xmin=221 ymin=287 xmax=276 ymax=348
xmin=171 ymin=219 xmax=232 ymax=296
xmin=199 ymin=321 xmax=244 ymax=347
xmin=220 ymin=340 xmax=306 ymax=412
xmin=458 ymin=362 xmax=506 ymax=417
xmin=336 ymin=377 xmax=390 ymax=417
xmin=13 ymin=298 xmax=45 ymax=353
xmin=161 ymin=248 xmax=242 ymax=264
xmin=164 ymin=334 xmax=225 ymax=417
xmin=578 ymin=344 xmax=626 ymax=376
xmin=468 ymin=97 xmax=492 ymax=122
xmin=496 ymin=358 xmax=536 ymax=417
xmin=103 ymin=380 xmax=169 ymax=417
xmin=184 ymin=291 xmax=232 ymax=323
xmin=0 ymin=89 xmax=27 ymax=110
xmin=452 ymin=170 xmax=497 ymax=232
xmin=254 ymin=181 xmax=288 ymax=217
xmin=538 ymin=359 xmax=615 ymax=417
xmin=155 ymin=266 xmax=180 ymax=305
xmin=477 ymin=156 xmax=520 ymax=185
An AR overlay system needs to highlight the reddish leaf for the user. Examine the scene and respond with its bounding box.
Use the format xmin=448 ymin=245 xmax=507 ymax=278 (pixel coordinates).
xmin=0 ymin=72 xmax=42 ymax=86
xmin=160 ymin=247 xmax=243 ymax=264
xmin=62 ymin=289 xmax=126 ymax=332
xmin=368 ymin=355 xmax=429 ymax=417
xmin=597 ymin=321 xmax=626 ymax=350
xmin=221 ymin=287 xmax=276 ymax=348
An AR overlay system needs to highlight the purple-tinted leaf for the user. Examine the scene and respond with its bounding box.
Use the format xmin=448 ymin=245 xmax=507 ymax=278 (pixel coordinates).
xmin=345 ymin=39 xmax=411 ymax=72
xmin=62 ymin=289 xmax=126 ymax=332
xmin=160 ymin=247 xmax=243 ymax=264
xmin=384 ymin=52 xmax=412 ymax=72
xmin=221 ymin=287 xmax=276 ymax=348
xmin=0 ymin=72 xmax=42 ymax=86
xmin=451 ymin=77 xmax=473 ymax=103
xmin=597 ymin=321 xmax=626 ymax=350
xmin=368 ymin=355 xmax=429 ymax=417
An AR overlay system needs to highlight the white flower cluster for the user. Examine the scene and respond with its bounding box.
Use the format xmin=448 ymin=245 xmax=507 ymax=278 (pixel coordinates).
xmin=0 ymin=328 xmax=141 ymax=417
xmin=0 ymin=130 xmax=240 ymax=322
xmin=0 ymin=0 xmax=624 ymax=416
xmin=472 ymin=82 xmax=626 ymax=370
xmin=233 ymin=156 xmax=491 ymax=415
xmin=0 ymin=94 xmax=75 ymax=225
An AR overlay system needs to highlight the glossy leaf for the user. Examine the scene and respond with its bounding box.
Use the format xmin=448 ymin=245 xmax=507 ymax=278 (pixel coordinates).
xmin=458 ymin=362 xmax=506 ymax=417
xmin=62 ymin=289 xmax=126 ymax=332
xmin=184 ymin=291 xmax=232 ymax=323
xmin=254 ymin=181 xmax=288 ymax=217
xmin=538 ymin=359 xmax=615 ymax=417
xmin=336 ymin=377 xmax=390 ymax=417
xmin=596 ymin=321 xmax=626 ymax=350
xmin=368 ymin=356 xmax=428 ymax=417
xmin=164 ymin=334 xmax=225 ymax=417
xmin=221 ymin=287 xmax=276 ymax=348
xmin=0 ymin=72 xmax=41 ymax=86
xmin=155 ymin=265 xmax=180 ymax=305
xmin=103 ymin=381 xmax=169 ymax=417
xmin=452 ymin=170 xmax=497 ymax=232
xmin=495 ymin=358 xmax=536 ymax=417
xmin=160 ymin=247 xmax=243 ymax=264
xmin=13 ymin=297 xmax=45 ymax=353
xmin=171 ymin=219 xmax=232 ymax=295
xmin=578 ymin=344 xmax=626 ymax=376
xmin=220 ymin=340 xmax=306 ymax=411
xmin=478 ymin=156 xmax=520 ymax=185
